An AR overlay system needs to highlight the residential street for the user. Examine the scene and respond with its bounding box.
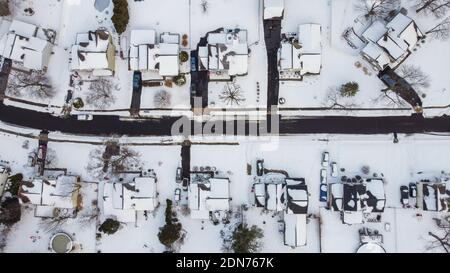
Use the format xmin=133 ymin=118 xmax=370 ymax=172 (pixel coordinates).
xmin=0 ymin=102 xmax=449 ymax=136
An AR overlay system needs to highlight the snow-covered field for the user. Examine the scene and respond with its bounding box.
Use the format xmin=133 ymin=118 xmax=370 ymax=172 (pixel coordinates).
xmin=0 ymin=128 xmax=449 ymax=253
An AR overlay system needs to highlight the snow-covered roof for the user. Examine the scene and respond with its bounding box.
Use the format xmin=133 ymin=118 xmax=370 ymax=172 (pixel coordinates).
xmin=285 ymin=178 xmax=308 ymax=214
xmin=103 ymin=176 xmax=158 ymax=223
xmin=71 ymin=30 xmax=115 ymax=73
xmin=284 ymin=213 xmax=307 ymax=247
xmin=21 ymin=175 xmax=80 ymax=209
xmin=362 ymin=20 xmax=387 ymax=43
xmin=0 ymin=20 xmax=52 ymax=70
xmin=263 ymin=0 xmax=284 ymax=20
xmin=279 ymin=24 xmax=322 ymax=75
xmin=417 ymin=181 xmax=449 ymax=212
xmin=360 ymin=13 xmax=423 ymax=70
xmin=188 ymin=177 xmax=230 ymax=219
xmin=266 ymin=183 xmax=285 ymax=212
xmin=201 ymin=29 xmax=249 ymax=76
xmin=128 ymin=30 xmax=179 ymax=76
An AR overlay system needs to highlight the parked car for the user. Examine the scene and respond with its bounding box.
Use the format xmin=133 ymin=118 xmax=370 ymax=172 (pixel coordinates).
xmin=322 ymin=152 xmax=329 ymax=167
xmin=320 ymin=169 xmax=327 ymax=184
xmin=174 ymin=188 xmax=181 ymax=202
xmin=256 ymin=159 xmax=264 ymax=176
xmin=182 ymin=178 xmax=189 ymax=191
xmin=319 ymin=183 xmax=328 ymax=202
xmin=331 ymin=162 xmax=338 ymax=177
xmin=176 ymin=167 xmax=182 ymax=182
xmin=409 ymin=183 xmax=417 ymax=198
xmin=77 ymin=114 xmax=93 ymax=121
xmin=400 ymin=185 xmax=409 ymax=206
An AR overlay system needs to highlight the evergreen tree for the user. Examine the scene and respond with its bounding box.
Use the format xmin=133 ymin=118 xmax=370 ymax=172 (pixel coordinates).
xmin=158 ymin=199 xmax=182 ymax=247
xmin=340 ymin=82 xmax=359 ymax=97
xmin=231 ymin=224 xmax=263 ymax=253
xmin=111 ymin=0 xmax=129 ymax=34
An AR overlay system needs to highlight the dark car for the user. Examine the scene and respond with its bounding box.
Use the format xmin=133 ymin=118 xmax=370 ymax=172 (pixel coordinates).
xmin=319 ymin=183 xmax=328 ymax=202
xmin=409 ymin=183 xmax=417 ymax=198
xmin=256 ymin=159 xmax=264 ymax=176
xmin=133 ymin=71 xmax=142 ymax=90
xmin=400 ymin=185 xmax=409 ymax=206
xmin=182 ymin=178 xmax=189 ymax=191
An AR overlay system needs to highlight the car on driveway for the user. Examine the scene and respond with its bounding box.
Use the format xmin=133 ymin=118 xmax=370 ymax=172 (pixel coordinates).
xmin=322 ymin=152 xmax=329 ymax=167
xmin=319 ymin=183 xmax=328 ymax=202
xmin=320 ymin=169 xmax=327 ymax=184
xmin=176 ymin=167 xmax=182 ymax=183
xmin=174 ymin=188 xmax=181 ymax=202
xmin=331 ymin=162 xmax=338 ymax=177
xmin=256 ymin=159 xmax=264 ymax=176
xmin=409 ymin=183 xmax=417 ymax=198
xmin=400 ymin=185 xmax=409 ymax=207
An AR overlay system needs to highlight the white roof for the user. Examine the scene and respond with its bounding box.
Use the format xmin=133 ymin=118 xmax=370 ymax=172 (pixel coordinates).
xmin=188 ymin=177 xmax=230 ymax=219
xmin=266 ymin=183 xmax=285 ymax=212
xmin=362 ymin=20 xmax=387 ymax=43
xmin=280 ymin=24 xmax=322 ymax=75
xmin=361 ymin=42 xmax=390 ymax=68
xmin=264 ymin=0 xmax=284 ymax=20
xmin=0 ymin=20 xmax=52 ymax=70
xmin=284 ymin=213 xmax=307 ymax=247
xmin=103 ymin=177 xmax=158 ymax=223
xmin=206 ymin=30 xmax=249 ymax=76
xmin=71 ymin=31 xmax=113 ymax=71
xmin=130 ymin=29 xmax=156 ymax=46
xmin=298 ymin=24 xmax=322 ymax=54
xmin=9 ymin=20 xmax=37 ymax=37
xmin=343 ymin=210 xmax=364 ymax=225
xmin=21 ymin=176 xmax=79 ymax=209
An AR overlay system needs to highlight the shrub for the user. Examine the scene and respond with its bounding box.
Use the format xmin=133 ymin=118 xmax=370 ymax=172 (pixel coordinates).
xmin=158 ymin=199 xmax=182 ymax=247
xmin=99 ymin=218 xmax=120 ymax=235
xmin=179 ymin=51 xmax=189 ymax=63
xmin=72 ymin=98 xmax=84 ymax=109
xmin=7 ymin=173 xmax=23 ymax=196
xmin=340 ymin=82 xmax=359 ymax=97
xmin=111 ymin=0 xmax=129 ymax=34
xmin=173 ymin=75 xmax=187 ymax=87
xmin=0 ymin=198 xmax=21 ymax=227
xmin=231 ymin=224 xmax=263 ymax=253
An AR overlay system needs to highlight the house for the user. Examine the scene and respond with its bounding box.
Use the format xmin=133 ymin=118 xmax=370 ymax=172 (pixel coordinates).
xmin=283 ymin=178 xmax=308 ymax=247
xmin=188 ymin=177 xmax=231 ymax=221
xmin=128 ymin=30 xmax=180 ymax=77
xmin=263 ymin=0 xmax=284 ymax=20
xmin=19 ymin=175 xmax=81 ymax=218
xmin=360 ymin=12 xmax=424 ymax=71
xmin=0 ymin=19 xmax=53 ymax=70
xmin=70 ymin=29 xmax=116 ymax=76
xmin=329 ymin=178 xmax=386 ymax=225
xmin=103 ymin=175 xmax=158 ymax=223
xmin=416 ymin=181 xmax=449 ymax=212
xmin=279 ymin=24 xmax=322 ymax=77
xmin=198 ymin=28 xmax=249 ymax=79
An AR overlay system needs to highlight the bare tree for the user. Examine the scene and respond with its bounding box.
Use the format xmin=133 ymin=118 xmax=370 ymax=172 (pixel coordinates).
xmin=373 ymin=88 xmax=409 ymax=108
xmin=39 ymin=216 xmax=70 ymax=233
xmin=29 ymin=147 xmax=58 ymax=168
xmin=154 ymin=90 xmax=171 ymax=108
xmin=85 ymin=78 xmax=116 ymax=109
xmin=7 ymin=70 xmax=55 ymax=99
xmin=219 ymin=83 xmax=245 ymax=106
xmin=86 ymin=141 xmax=142 ymax=179
xmin=354 ymin=0 xmax=401 ymax=21
xmin=200 ymin=0 xmax=209 ymax=13
xmin=426 ymin=16 xmax=450 ymax=40
xmin=397 ymin=65 xmax=431 ymax=92
xmin=416 ymin=0 xmax=450 ymax=18
xmin=427 ymin=216 xmax=450 ymax=253
xmin=322 ymin=86 xmax=358 ymax=109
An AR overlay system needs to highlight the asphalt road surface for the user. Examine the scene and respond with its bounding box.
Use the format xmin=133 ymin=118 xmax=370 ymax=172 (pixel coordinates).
xmin=1 ymin=103 xmax=449 ymax=136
